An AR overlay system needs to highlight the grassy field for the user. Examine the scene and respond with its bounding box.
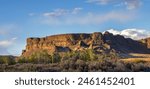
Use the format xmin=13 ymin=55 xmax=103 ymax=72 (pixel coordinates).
xmin=120 ymin=53 xmax=150 ymax=63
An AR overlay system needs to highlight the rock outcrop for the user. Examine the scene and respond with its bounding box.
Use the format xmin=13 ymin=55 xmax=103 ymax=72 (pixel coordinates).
xmin=103 ymin=32 xmax=150 ymax=53
xmin=140 ymin=37 xmax=150 ymax=49
xmin=22 ymin=32 xmax=150 ymax=56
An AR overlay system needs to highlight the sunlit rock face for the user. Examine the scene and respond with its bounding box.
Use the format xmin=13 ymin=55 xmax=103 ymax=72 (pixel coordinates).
xmin=22 ymin=32 xmax=150 ymax=56
xmin=140 ymin=38 xmax=150 ymax=49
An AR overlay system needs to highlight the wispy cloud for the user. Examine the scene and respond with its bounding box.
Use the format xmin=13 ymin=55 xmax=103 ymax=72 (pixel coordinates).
xmin=43 ymin=8 xmax=83 ymax=17
xmin=125 ymin=0 xmax=141 ymax=10
xmin=0 ymin=37 xmax=17 ymax=48
xmin=0 ymin=24 xmax=19 ymax=37
xmin=107 ymin=29 xmax=150 ymax=40
xmin=72 ymin=8 xmax=83 ymax=14
xmin=86 ymin=0 xmax=112 ymax=5
xmin=0 ymin=24 xmax=20 ymax=55
xmin=0 ymin=24 xmax=17 ymax=35
xmin=0 ymin=37 xmax=17 ymax=55
xmin=40 ymin=10 xmax=135 ymax=25
xmin=43 ymin=9 xmax=69 ymax=17
xmin=86 ymin=0 xmax=141 ymax=10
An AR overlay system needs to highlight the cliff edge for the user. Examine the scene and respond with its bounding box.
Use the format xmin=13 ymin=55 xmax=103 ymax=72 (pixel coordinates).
xmin=22 ymin=32 xmax=150 ymax=56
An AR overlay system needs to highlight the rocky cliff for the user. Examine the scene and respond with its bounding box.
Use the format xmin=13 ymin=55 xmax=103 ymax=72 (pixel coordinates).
xmin=140 ymin=37 xmax=150 ymax=49
xmin=22 ymin=32 xmax=150 ymax=56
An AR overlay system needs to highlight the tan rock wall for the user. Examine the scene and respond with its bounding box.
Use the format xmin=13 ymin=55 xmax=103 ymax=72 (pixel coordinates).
xmin=22 ymin=32 xmax=150 ymax=56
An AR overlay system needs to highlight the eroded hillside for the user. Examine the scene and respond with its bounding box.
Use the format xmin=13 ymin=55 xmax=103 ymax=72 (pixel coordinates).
xmin=22 ymin=32 xmax=150 ymax=57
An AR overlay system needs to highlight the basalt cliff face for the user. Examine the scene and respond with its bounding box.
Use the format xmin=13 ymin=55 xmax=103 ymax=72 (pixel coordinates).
xmin=22 ymin=32 xmax=150 ymax=56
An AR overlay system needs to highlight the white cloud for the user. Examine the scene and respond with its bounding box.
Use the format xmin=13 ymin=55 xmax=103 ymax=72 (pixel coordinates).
xmin=72 ymin=8 xmax=83 ymax=14
xmin=43 ymin=8 xmax=83 ymax=17
xmin=86 ymin=0 xmax=111 ymax=5
xmin=86 ymin=0 xmax=141 ymax=10
xmin=107 ymin=29 xmax=150 ymax=40
xmin=0 ymin=37 xmax=17 ymax=55
xmin=0 ymin=24 xmax=19 ymax=55
xmin=0 ymin=24 xmax=18 ymax=35
xmin=43 ymin=9 xmax=69 ymax=17
xmin=0 ymin=37 xmax=17 ymax=48
xmin=41 ymin=11 xmax=134 ymax=25
xmin=125 ymin=0 xmax=141 ymax=10
xmin=0 ymin=24 xmax=20 ymax=55
xmin=107 ymin=29 xmax=121 ymax=34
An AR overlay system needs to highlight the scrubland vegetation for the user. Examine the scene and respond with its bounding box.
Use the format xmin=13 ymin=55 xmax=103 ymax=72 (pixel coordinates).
xmin=0 ymin=50 xmax=150 ymax=72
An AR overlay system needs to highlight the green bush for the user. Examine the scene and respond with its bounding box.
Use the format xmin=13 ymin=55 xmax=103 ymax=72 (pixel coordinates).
xmin=61 ymin=49 xmax=97 ymax=62
xmin=0 ymin=56 xmax=16 ymax=65
xmin=18 ymin=57 xmax=28 ymax=63
xmin=19 ymin=50 xmax=52 ymax=64
xmin=18 ymin=49 xmax=118 ymax=64
xmin=51 ymin=53 xmax=61 ymax=63
xmin=30 ymin=50 xmax=52 ymax=64
xmin=98 ymin=51 xmax=118 ymax=61
xmin=18 ymin=50 xmax=62 ymax=64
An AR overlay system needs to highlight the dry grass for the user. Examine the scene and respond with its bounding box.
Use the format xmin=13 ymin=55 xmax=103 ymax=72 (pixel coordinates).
xmin=121 ymin=53 xmax=150 ymax=63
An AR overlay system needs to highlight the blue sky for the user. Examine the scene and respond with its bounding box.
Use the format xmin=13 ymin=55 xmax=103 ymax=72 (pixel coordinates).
xmin=0 ymin=0 xmax=150 ymax=55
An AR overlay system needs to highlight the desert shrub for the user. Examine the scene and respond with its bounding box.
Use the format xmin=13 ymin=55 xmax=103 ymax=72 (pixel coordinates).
xmin=60 ymin=60 xmax=70 ymax=70
xmin=51 ymin=53 xmax=61 ymax=63
xmin=88 ymin=61 xmax=102 ymax=72
xmin=18 ymin=51 xmax=62 ymax=64
xmin=61 ymin=51 xmax=79 ymax=62
xmin=18 ymin=50 xmax=52 ymax=64
xmin=75 ymin=60 xmax=87 ymax=72
xmin=0 ymin=59 xmax=150 ymax=72
xmin=97 ymin=59 xmax=115 ymax=72
xmin=88 ymin=59 xmax=127 ymax=72
xmin=73 ymin=49 xmax=98 ymax=61
xmin=61 ymin=49 xmax=97 ymax=62
xmin=82 ymin=49 xmax=98 ymax=61
xmin=59 ymin=59 xmax=77 ymax=71
xmin=124 ymin=63 xmax=133 ymax=71
xmin=60 ymin=59 xmax=87 ymax=72
xmin=129 ymin=63 xmax=146 ymax=72
xmin=79 ymin=51 xmax=89 ymax=61
xmin=28 ymin=50 xmax=52 ymax=63
xmin=97 ymin=50 xmax=118 ymax=61
xmin=87 ymin=49 xmax=98 ymax=61
xmin=18 ymin=57 xmax=28 ymax=63
xmin=113 ymin=61 xmax=127 ymax=72
xmin=0 ymin=56 xmax=16 ymax=65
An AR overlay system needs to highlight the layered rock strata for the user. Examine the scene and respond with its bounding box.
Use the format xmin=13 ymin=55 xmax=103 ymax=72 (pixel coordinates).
xmin=22 ymin=32 xmax=150 ymax=56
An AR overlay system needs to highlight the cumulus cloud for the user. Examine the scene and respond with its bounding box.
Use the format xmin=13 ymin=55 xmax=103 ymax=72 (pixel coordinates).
xmin=41 ymin=11 xmax=134 ymax=25
xmin=107 ymin=29 xmax=150 ymax=40
xmin=86 ymin=0 xmax=141 ymax=10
